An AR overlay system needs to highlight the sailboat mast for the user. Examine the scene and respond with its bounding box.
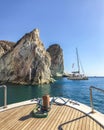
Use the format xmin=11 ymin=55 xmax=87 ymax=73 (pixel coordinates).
xmin=76 ymin=48 xmax=80 ymax=74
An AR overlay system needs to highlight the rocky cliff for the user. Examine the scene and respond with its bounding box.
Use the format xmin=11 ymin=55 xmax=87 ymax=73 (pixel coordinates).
xmin=0 ymin=40 xmax=15 ymax=58
xmin=47 ymin=44 xmax=64 ymax=77
xmin=0 ymin=29 xmax=52 ymax=84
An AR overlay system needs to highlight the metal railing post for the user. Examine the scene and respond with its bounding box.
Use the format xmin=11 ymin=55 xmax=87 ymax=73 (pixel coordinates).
xmin=90 ymin=86 xmax=104 ymax=113
xmin=90 ymin=87 xmax=94 ymax=113
xmin=4 ymin=85 xmax=7 ymax=108
xmin=0 ymin=85 xmax=7 ymax=108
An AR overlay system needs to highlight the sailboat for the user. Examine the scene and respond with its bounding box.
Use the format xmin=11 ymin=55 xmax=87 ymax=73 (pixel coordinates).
xmin=68 ymin=48 xmax=88 ymax=80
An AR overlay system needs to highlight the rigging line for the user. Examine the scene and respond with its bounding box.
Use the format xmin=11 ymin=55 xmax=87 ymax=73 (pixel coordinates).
xmin=79 ymin=56 xmax=85 ymax=75
xmin=76 ymin=48 xmax=80 ymax=73
xmin=76 ymin=48 xmax=85 ymax=75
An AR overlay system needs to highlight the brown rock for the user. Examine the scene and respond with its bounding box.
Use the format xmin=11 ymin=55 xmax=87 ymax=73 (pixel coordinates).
xmin=47 ymin=44 xmax=64 ymax=77
xmin=0 ymin=29 xmax=52 ymax=84
xmin=0 ymin=40 xmax=15 ymax=58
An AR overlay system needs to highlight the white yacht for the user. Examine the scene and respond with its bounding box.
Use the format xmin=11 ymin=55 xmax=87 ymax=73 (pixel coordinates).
xmin=68 ymin=48 xmax=88 ymax=80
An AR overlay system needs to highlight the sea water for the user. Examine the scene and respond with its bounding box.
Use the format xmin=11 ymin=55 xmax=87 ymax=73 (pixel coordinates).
xmin=0 ymin=77 xmax=104 ymax=114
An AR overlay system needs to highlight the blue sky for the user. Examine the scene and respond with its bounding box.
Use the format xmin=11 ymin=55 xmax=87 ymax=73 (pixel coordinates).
xmin=0 ymin=0 xmax=104 ymax=76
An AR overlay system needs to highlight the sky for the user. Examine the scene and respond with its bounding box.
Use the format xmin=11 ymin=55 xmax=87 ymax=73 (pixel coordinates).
xmin=0 ymin=0 xmax=104 ymax=76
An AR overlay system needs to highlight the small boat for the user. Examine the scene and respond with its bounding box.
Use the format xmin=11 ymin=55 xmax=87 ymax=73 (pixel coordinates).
xmin=68 ymin=48 xmax=88 ymax=80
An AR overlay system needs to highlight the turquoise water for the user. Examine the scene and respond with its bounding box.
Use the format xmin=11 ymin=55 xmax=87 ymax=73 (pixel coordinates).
xmin=0 ymin=77 xmax=104 ymax=114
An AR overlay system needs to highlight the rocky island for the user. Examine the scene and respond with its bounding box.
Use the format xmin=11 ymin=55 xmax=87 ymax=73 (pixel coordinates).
xmin=0 ymin=29 xmax=64 ymax=85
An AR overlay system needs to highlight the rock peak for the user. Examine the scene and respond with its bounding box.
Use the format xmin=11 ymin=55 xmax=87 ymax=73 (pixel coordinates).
xmin=30 ymin=28 xmax=40 ymax=38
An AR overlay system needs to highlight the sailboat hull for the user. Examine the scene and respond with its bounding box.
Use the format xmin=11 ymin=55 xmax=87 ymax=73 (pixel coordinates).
xmin=67 ymin=75 xmax=88 ymax=80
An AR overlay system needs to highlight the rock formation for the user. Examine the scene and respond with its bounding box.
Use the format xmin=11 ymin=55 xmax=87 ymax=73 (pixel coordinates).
xmin=0 ymin=29 xmax=52 ymax=84
xmin=47 ymin=44 xmax=64 ymax=77
xmin=0 ymin=40 xmax=15 ymax=58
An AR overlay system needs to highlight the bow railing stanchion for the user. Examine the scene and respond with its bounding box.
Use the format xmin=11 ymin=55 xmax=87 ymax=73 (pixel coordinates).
xmin=0 ymin=85 xmax=7 ymax=108
xmin=90 ymin=86 xmax=104 ymax=113
xmin=4 ymin=85 xmax=7 ymax=108
xmin=90 ymin=86 xmax=94 ymax=113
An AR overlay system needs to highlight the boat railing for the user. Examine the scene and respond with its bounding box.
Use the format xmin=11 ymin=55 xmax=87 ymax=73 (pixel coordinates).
xmin=90 ymin=86 xmax=104 ymax=113
xmin=0 ymin=85 xmax=7 ymax=108
xmin=0 ymin=84 xmax=104 ymax=111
